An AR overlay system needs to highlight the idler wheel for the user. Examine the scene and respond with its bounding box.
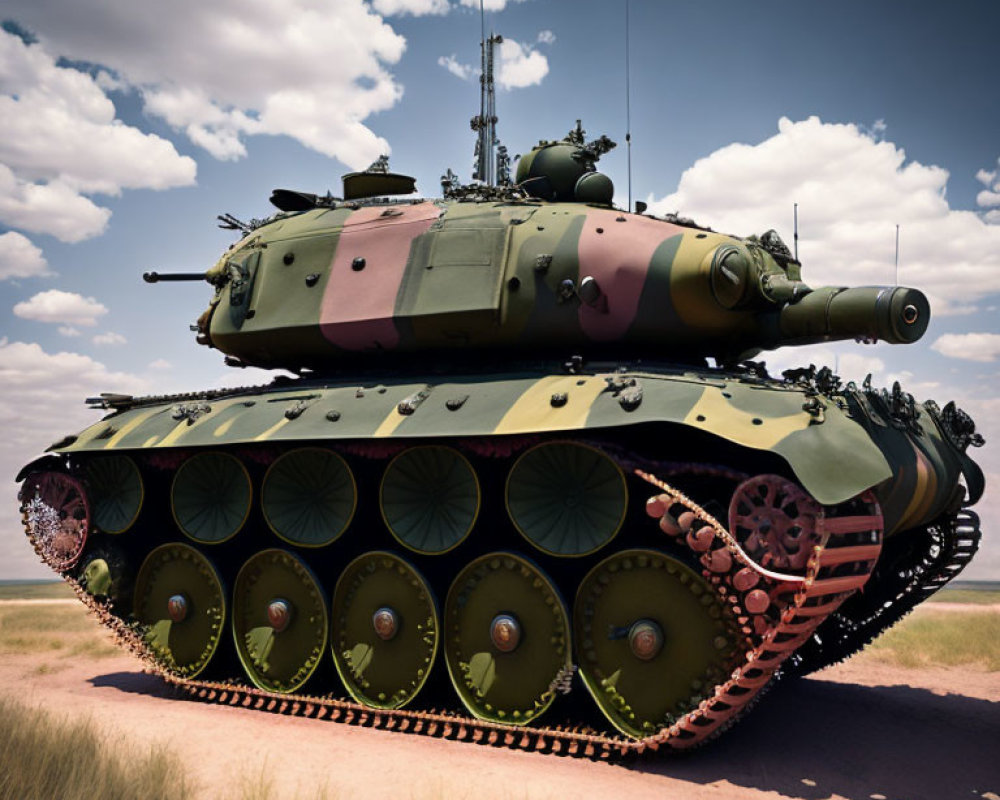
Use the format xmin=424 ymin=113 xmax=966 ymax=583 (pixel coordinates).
xmin=331 ymin=552 xmax=438 ymax=709
xmin=729 ymin=475 xmax=823 ymax=572
xmin=574 ymin=549 xmax=742 ymax=739
xmin=262 ymin=448 xmax=356 ymax=547
xmin=133 ymin=543 xmax=225 ymax=678
xmin=444 ymin=553 xmax=571 ymax=725
xmin=506 ymin=441 xmax=627 ymax=557
xmin=19 ymin=472 xmax=89 ymax=571
xmin=380 ymin=446 xmax=480 ymax=554
xmin=233 ymin=549 xmax=327 ymax=693
xmin=85 ymin=456 xmax=143 ymax=534
xmin=172 ymin=452 xmax=251 ymax=544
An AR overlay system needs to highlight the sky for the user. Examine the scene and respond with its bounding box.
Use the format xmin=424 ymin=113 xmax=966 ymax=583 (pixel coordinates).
xmin=1 ymin=0 xmax=998 ymax=580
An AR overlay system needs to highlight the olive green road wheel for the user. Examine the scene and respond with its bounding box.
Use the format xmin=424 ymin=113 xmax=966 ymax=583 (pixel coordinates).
xmin=233 ymin=549 xmax=328 ymax=693
xmin=380 ymin=446 xmax=480 ymax=554
xmin=506 ymin=442 xmax=627 ymax=557
xmin=86 ymin=456 xmax=143 ymax=534
xmin=574 ymin=549 xmax=742 ymax=739
xmin=133 ymin=543 xmax=225 ymax=678
xmin=262 ymin=448 xmax=356 ymax=547
xmin=172 ymin=452 xmax=251 ymax=544
xmin=444 ymin=553 xmax=571 ymax=725
xmin=331 ymin=552 xmax=438 ymax=709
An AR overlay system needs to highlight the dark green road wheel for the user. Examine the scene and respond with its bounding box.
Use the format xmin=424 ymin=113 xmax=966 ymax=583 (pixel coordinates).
xmin=133 ymin=543 xmax=225 ymax=678
xmin=86 ymin=456 xmax=143 ymax=534
xmin=444 ymin=553 xmax=571 ymax=725
xmin=171 ymin=452 xmax=251 ymax=544
xmin=574 ymin=549 xmax=743 ymax=739
xmin=233 ymin=549 xmax=328 ymax=693
xmin=262 ymin=448 xmax=356 ymax=547
xmin=506 ymin=442 xmax=627 ymax=557
xmin=380 ymin=446 xmax=480 ymax=554
xmin=331 ymin=552 xmax=438 ymax=709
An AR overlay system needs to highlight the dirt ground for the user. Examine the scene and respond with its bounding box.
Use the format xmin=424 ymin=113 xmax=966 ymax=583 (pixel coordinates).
xmin=3 ymin=603 xmax=999 ymax=800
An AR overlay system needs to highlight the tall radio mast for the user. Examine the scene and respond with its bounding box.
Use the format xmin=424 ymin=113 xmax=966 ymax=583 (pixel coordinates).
xmin=470 ymin=1 xmax=506 ymax=186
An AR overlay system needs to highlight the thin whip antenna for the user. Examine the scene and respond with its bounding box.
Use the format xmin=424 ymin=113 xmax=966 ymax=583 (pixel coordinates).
xmin=894 ymin=223 xmax=900 ymax=285
xmin=793 ymin=202 xmax=799 ymax=261
xmin=625 ymin=0 xmax=633 ymax=211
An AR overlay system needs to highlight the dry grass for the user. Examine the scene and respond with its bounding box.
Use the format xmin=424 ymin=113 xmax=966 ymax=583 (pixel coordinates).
xmin=0 ymin=693 xmax=192 ymax=800
xmin=929 ymin=587 xmax=1000 ymax=604
xmin=0 ymin=581 xmax=74 ymax=600
xmin=867 ymin=609 xmax=1000 ymax=670
xmin=0 ymin=602 xmax=118 ymax=659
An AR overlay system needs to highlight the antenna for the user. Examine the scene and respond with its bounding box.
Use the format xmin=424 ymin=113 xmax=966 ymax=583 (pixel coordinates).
xmin=793 ymin=202 xmax=799 ymax=261
xmin=894 ymin=223 xmax=900 ymax=285
xmin=625 ymin=0 xmax=633 ymax=211
xmin=470 ymin=0 xmax=502 ymax=186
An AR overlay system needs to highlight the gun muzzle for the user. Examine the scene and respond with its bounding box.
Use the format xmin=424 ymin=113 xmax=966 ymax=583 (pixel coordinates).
xmin=779 ymin=286 xmax=929 ymax=345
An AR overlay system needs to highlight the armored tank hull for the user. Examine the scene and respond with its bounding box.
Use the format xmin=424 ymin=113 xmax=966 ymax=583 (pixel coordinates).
xmin=17 ymin=356 xmax=983 ymax=755
xmin=14 ymin=119 xmax=986 ymax=754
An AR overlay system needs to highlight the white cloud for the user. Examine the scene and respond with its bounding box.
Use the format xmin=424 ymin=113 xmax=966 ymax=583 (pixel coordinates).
xmin=0 ymin=164 xmax=111 ymax=243
xmin=931 ymin=332 xmax=1000 ymax=363
xmin=976 ymin=189 xmax=1000 ymax=208
xmin=437 ymin=54 xmax=476 ymax=81
xmin=147 ymin=358 xmax=172 ymax=370
xmin=0 ymin=30 xmax=196 ymax=242
xmin=0 ymin=339 xmax=152 ymax=578
xmin=13 ymin=289 xmax=108 ymax=326
xmin=92 ymin=331 xmax=127 ymax=346
xmin=537 ymin=30 xmax=556 ymax=45
xmin=975 ymin=167 xmax=996 ymax=187
xmin=57 ymin=326 xmax=81 ymax=337
xmin=0 ymin=231 xmax=49 ymax=279
xmin=646 ymin=117 xmax=1000 ymax=315
xmin=3 ymin=0 xmax=407 ymax=170
xmin=497 ymin=38 xmax=548 ymax=89
xmin=458 ymin=0 xmax=530 ymax=10
xmin=372 ymin=0 xmax=450 ymax=15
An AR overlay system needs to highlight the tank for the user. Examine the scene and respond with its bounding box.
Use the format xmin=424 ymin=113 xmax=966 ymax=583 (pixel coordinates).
xmin=16 ymin=122 xmax=985 ymax=757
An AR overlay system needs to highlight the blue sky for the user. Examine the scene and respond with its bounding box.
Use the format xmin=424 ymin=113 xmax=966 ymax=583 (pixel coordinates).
xmin=1 ymin=0 xmax=998 ymax=579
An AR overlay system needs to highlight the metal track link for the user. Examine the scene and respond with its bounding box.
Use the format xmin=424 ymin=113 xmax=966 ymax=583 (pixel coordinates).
xmin=785 ymin=508 xmax=981 ymax=677
xmin=21 ymin=469 xmax=884 ymax=760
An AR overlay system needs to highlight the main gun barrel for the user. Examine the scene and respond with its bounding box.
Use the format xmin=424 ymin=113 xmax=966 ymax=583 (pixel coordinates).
xmin=776 ymin=285 xmax=929 ymax=346
xmin=143 ymin=271 xmax=211 ymax=283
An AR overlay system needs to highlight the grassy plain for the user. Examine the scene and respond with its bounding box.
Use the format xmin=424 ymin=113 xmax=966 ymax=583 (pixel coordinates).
xmin=0 ymin=694 xmax=191 ymax=800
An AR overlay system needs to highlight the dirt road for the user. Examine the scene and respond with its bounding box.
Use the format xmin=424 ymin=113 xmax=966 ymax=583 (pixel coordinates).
xmin=3 ymin=638 xmax=998 ymax=800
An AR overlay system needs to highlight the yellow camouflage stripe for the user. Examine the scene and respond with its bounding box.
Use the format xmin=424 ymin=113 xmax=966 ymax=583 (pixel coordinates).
xmin=494 ymin=375 xmax=606 ymax=434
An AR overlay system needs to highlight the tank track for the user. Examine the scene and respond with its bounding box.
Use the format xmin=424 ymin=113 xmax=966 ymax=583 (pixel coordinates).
xmin=20 ymin=456 xmax=882 ymax=760
xmin=784 ymin=508 xmax=981 ymax=677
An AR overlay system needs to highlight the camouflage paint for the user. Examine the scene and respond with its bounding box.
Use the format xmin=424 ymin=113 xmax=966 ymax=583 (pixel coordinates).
xmin=320 ymin=202 xmax=441 ymax=350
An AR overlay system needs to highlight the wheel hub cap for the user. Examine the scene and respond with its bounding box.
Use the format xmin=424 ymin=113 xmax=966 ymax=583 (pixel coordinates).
xmin=167 ymin=593 xmax=189 ymax=623
xmin=372 ymin=607 xmax=400 ymax=641
xmin=267 ymin=599 xmax=293 ymax=633
xmin=490 ymin=614 xmax=521 ymax=653
xmin=628 ymin=619 xmax=664 ymax=661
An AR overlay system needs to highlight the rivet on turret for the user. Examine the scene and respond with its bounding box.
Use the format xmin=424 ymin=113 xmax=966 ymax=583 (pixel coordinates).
xmin=550 ymin=392 xmax=568 ymax=407
xmin=325 ymin=410 xmax=341 ymax=422
xmin=283 ymin=252 xmax=295 ymax=265
xmin=579 ymin=276 xmax=602 ymax=306
xmin=534 ymin=254 xmax=552 ymax=273
xmin=352 ymin=257 xmax=366 ymax=271
xmin=305 ymin=273 xmax=320 ymax=287
xmin=558 ymin=279 xmax=576 ymax=301
xmin=508 ymin=277 xmax=521 ymax=291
